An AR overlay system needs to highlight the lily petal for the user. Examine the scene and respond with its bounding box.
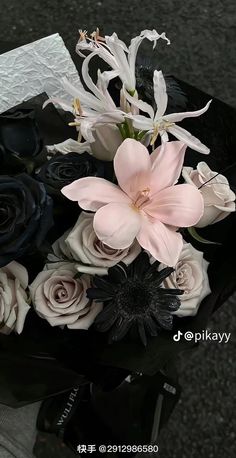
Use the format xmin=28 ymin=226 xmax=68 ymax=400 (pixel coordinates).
xmin=137 ymin=217 xmax=183 ymax=266
xmin=46 ymin=138 xmax=91 ymax=155
xmin=153 ymin=70 xmax=168 ymax=119
xmin=62 ymin=77 xmax=103 ymax=112
xmin=62 ymin=177 xmax=130 ymax=210
xmin=163 ymin=99 xmax=212 ymax=123
xmin=150 ymin=141 xmax=187 ymax=193
xmin=82 ymin=52 xmax=109 ymax=105
xmin=145 ymin=184 xmax=204 ymax=227
xmin=94 ymin=202 xmax=141 ymax=249
xmin=114 ymin=139 xmax=151 ymax=199
xmin=167 ymin=124 xmax=210 ymax=154
xmin=43 ymin=97 xmax=73 ymax=113
xmin=126 ymin=113 xmax=153 ymax=131
xmin=122 ymin=86 xmax=154 ymax=119
xmin=105 ymin=33 xmax=133 ymax=89
xmin=128 ymin=30 xmax=170 ymax=89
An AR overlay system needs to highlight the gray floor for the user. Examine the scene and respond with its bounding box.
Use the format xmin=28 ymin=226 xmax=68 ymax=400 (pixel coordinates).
xmin=0 ymin=1 xmax=236 ymax=457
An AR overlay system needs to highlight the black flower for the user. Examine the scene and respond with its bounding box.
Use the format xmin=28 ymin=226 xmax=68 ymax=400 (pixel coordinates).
xmin=0 ymin=109 xmax=44 ymax=171
xmin=87 ymin=252 xmax=183 ymax=346
xmin=35 ymin=152 xmax=104 ymax=195
xmin=0 ymin=174 xmax=53 ymax=267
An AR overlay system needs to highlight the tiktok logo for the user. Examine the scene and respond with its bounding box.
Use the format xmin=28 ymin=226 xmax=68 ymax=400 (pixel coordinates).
xmin=173 ymin=330 xmax=183 ymax=341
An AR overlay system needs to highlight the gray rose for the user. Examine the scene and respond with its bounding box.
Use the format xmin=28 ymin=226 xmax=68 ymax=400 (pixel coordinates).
xmin=29 ymin=263 xmax=102 ymax=329
xmin=159 ymin=243 xmax=211 ymax=317
xmin=50 ymin=212 xmax=141 ymax=275
xmin=182 ymin=162 xmax=235 ymax=227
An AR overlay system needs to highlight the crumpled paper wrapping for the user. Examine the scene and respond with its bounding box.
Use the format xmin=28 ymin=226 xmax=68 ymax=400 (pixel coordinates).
xmin=0 ymin=33 xmax=82 ymax=114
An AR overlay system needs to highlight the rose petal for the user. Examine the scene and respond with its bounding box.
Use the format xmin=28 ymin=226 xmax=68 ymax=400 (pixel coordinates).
xmin=114 ymin=138 xmax=151 ymax=199
xmin=145 ymin=184 xmax=204 ymax=227
xmin=3 ymin=261 xmax=28 ymax=289
xmin=150 ymin=141 xmax=187 ymax=193
xmin=68 ymin=302 xmax=103 ymax=329
xmin=62 ymin=177 xmax=130 ymax=211
xmin=137 ymin=217 xmax=183 ymax=266
xmin=93 ymin=202 xmax=141 ymax=249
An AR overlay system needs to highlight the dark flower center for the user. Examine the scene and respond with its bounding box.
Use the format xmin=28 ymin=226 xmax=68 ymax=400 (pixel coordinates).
xmin=115 ymin=279 xmax=152 ymax=317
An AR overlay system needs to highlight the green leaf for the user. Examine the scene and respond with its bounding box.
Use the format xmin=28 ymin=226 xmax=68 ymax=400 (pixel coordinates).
xmin=187 ymin=227 xmax=221 ymax=245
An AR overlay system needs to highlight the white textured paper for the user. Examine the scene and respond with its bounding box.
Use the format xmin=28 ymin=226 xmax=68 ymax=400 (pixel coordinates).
xmin=0 ymin=34 xmax=82 ymax=114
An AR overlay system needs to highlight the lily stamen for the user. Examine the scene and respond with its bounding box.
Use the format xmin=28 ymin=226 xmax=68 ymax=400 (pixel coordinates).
xmin=133 ymin=188 xmax=151 ymax=208
xmin=72 ymin=98 xmax=83 ymax=116
xmin=90 ymin=28 xmax=106 ymax=42
xmin=78 ymin=29 xmax=88 ymax=41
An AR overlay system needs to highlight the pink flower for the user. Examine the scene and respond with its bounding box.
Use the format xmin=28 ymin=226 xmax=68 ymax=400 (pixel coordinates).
xmin=62 ymin=139 xmax=204 ymax=266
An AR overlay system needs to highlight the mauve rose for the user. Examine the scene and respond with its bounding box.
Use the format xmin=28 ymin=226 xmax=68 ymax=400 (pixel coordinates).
xmin=49 ymin=212 xmax=141 ymax=275
xmin=182 ymin=162 xmax=235 ymax=228
xmin=0 ymin=261 xmax=30 ymax=335
xmin=158 ymin=243 xmax=211 ymax=317
xmin=29 ymin=263 xmax=102 ymax=329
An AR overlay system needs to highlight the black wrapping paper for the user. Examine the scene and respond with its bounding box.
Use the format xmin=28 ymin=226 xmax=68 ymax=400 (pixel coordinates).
xmin=0 ymin=40 xmax=236 ymax=408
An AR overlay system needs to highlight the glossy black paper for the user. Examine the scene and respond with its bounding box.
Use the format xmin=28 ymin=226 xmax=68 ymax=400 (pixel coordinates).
xmin=0 ymin=70 xmax=236 ymax=409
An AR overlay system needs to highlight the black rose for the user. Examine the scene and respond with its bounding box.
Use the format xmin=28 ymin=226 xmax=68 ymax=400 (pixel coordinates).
xmin=0 ymin=109 xmax=44 ymax=172
xmin=0 ymin=174 xmax=53 ymax=267
xmin=35 ymin=152 xmax=104 ymax=195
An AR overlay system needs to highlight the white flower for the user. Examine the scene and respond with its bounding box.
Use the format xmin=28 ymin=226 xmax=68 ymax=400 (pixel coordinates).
xmin=159 ymin=243 xmax=211 ymax=317
xmin=182 ymin=162 xmax=236 ymax=227
xmin=46 ymin=138 xmax=91 ymax=156
xmin=29 ymin=262 xmax=102 ymax=329
xmin=76 ymin=29 xmax=170 ymax=92
xmin=125 ymin=70 xmax=211 ymax=154
xmin=49 ymin=212 xmax=141 ymax=275
xmin=0 ymin=261 xmax=30 ymax=335
xmin=46 ymin=125 xmax=123 ymax=161
xmin=44 ymin=54 xmax=125 ymax=146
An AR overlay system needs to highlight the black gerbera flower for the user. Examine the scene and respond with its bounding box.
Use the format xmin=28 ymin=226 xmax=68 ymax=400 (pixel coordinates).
xmin=87 ymin=252 xmax=183 ymax=346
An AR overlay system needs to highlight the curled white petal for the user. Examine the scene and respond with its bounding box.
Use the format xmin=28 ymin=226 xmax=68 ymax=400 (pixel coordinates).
xmin=153 ymin=70 xmax=168 ymax=119
xmin=46 ymin=138 xmax=91 ymax=155
xmin=167 ymin=125 xmax=210 ymax=154
xmin=163 ymin=99 xmax=212 ymax=123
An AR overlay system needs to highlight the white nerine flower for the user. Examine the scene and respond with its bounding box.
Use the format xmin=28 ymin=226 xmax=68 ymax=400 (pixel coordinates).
xmin=44 ymin=53 xmax=125 ymax=145
xmin=125 ymin=70 xmax=212 ymax=154
xmin=76 ymin=28 xmax=170 ymax=92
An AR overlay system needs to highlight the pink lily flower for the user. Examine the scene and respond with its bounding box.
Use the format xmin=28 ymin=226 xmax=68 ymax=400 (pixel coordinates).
xmin=62 ymin=139 xmax=204 ymax=266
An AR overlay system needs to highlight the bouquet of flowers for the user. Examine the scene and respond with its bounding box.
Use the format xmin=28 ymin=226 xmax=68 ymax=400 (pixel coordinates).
xmin=0 ymin=28 xmax=236 ymax=448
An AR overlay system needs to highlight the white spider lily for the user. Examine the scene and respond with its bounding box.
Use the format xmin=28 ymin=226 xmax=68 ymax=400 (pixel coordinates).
xmin=76 ymin=29 xmax=170 ymax=92
xmin=125 ymin=70 xmax=212 ymax=154
xmin=44 ymin=52 xmax=125 ymax=144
